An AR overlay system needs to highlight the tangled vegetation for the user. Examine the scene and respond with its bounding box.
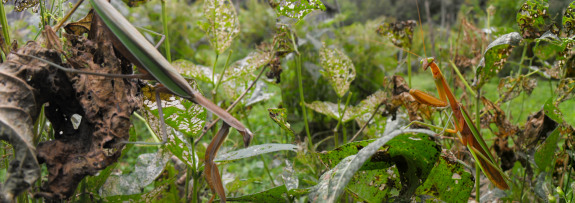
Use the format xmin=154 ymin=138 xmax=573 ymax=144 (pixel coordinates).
xmin=0 ymin=0 xmax=574 ymax=202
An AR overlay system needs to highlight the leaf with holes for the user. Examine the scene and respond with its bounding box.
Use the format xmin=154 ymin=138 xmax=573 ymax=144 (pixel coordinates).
xmin=516 ymin=0 xmax=550 ymax=39
xmin=274 ymin=0 xmax=325 ymax=21
xmin=320 ymin=45 xmax=356 ymax=98
xmin=563 ymin=2 xmax=575 ymax=36
xmin=268 ymin=108 xmax=295 ymax=138
xmin=173 ymin=60 xmax=216 ymax=84
xmin=201 ymin=0 xmax=240 ymax=54
xmin=555 ymin=78 xmax=575 ymax=105
xmin=305 ymin=101 xmax=356 ymax=122
xmin=414 ymin=155 xmax=474 ymax=202
xmin=475 ymin=32 xmax=522 ymax=88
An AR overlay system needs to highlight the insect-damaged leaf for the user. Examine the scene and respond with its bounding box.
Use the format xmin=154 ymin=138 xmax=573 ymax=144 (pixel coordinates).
xmin=516 ymin=0 xmax=551 ymax=39
xmin=268 ymin=108 xmax=295 ymax=138
xmin=173 ymin=60 xmax=215 ymax=84
xmin=376 ymin=20 xmax=417 ymax=49
xmin=13 ymin=0 xmax=39 ymax=12
xmin=100 ymin=150 xmax=171 ymax=197
xmin=555 ymin=78 xmax=575 ymax=105
xmin=64 ymin=10 xmax=94 ymax=36
xmin=225 ymin=185 xmax=288 ymax=202
xmin=142 ymin=83 xmax=206 ymax=138
xmin=201 ymin=0 xmax=240 ymax=54
xmin=474 ymin=32 xmax=522 ymax=88
xmin=497 ymin=76 xmax=537 ymax=103
xmin=214 ymin=143 xmax=297 ymax=162
xmin=272 ymin=0 xmax=326 ymax=21
xmin=309 ymin=130 xmax=437 ymax=202
xmin=535 ymin=127 xmax=561 ymax=171
xmin=414 ymin=155 xmax=473 ymax=202
xmin=305 ymin=101 xmax=355 ymax=122
xmin=563 ymin=1 xmax=575 ymax=36
xmin=320 ymin=45 xmax=356 ymax=98
xmin=223 ymin=50 xmax=273 ymax=83
xmin=533 ymin=32 xmax=565 ymax=61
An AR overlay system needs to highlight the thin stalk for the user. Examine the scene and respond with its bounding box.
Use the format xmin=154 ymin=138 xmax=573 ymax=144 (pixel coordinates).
xmin=334 ymin=98 xmax=341 ymax=147
xmin=0 ymin=0 xmax=10 ymax=59
xmin=517 ymin=41 xmax=529 ymax=76
xmin=341 ymin=92 xmax=352 ymax=144
xmin=213 ymin=50 xmax=233 ymax=94
xmin=261 ymin=155 xmax=276 ymax=187
xmin=349 ymin=103 xmax=384 ymax=142
xmin=407 ymin=53 xmax=412 ymax=87
xmin=212 ymin=54 xmax=219 ymax=85
xmin=449 ymin=60 xmax=477 ymax=97
xmin=296 ymin=54 xmax=313 ymax=149
xmin=475 ymin=89 xmax=481 ymax=202
xmin=161 ymin=0 xmax=171 ymax=62
xmin=476 ymin=161 xmax=480 ymax=202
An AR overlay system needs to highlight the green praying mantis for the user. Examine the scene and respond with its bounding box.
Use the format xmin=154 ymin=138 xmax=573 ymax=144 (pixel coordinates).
xmin=17 ymin=0 xmax=251 ymax=202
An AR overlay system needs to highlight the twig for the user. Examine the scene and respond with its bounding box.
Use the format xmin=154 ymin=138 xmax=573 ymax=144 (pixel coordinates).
xmin=194 ymin=66 xmax=268 ymax=146
xmin=349 ymin=103 xmax=384 ymax=142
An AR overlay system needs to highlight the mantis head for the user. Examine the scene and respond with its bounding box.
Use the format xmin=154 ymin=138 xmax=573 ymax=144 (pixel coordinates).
xmin=420 ymin=57 xmax=435 ymax=71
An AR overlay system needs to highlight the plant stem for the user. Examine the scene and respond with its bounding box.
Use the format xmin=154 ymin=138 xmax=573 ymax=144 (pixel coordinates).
xmin=261 ymin=155 xmax=276 ymax=187
xmin=213 ymin=50 xmax=233 ymax=94
xmin=341 ymin=92 xmax=352 ymax=144
xmin=212 ymin=54 xmax=219 ymax=85
xmin=475 ymin=88 xmax=481 ymax=202
xmin=407 ymin=52 xmax=412 ymax=87
xmin=296 ymin=54 xmax=313 ymax=149
xmin=0 ymin=0 xmax=11 ymax=59
xmin=161 ymin=0 xmax=171 ymax=62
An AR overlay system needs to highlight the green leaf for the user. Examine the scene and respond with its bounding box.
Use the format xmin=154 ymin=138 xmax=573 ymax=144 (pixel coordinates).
xmin=274 ymin=0 xmax=326 ymax=21
xmin=350 ymin=90 xmax=386 ymax=120
xmin=320 ymin=45 xmax=356 ymax=98
xmin=534 ymin=32 xmax=565 ymax=61
xmin=308 ymin=129 xmax=437 ymax=202
xmin=268 ymin=108 xmax=295 ymax=138
xmin=475 ymin=32 xmax=522 ymax=88
xmin=225 ymin=185 xmax=288 ymax=202
xmin=202 ymin=0 xmax=240 ymax=54
xmin=100 ymin=150 xmax=171 ymax=197
xmin=563 ymin=1 xmax=575 ymax=36
xmin=172 ymin=59 xmax=215 ymax=84
xmin=414 ymin=156 xmax=474 ymax=202
xmin=305 ymin=101 xmax=356 ymax=122
xmin=214 ymin=144 xmax=297 ymax=162
xmin=516 ymin=0 xmax=550 ymax=39
xmin=535 ymin=127 xmax=560 ymax=171
xmin=223 ymin=51 xmax=273 ymax=83
xmin=543 ymin=98 xmax=564 ymax=123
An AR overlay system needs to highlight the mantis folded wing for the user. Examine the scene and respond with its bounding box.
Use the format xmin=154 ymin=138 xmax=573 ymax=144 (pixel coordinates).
xmin=409 ymin=58 xmax=510 ymax=190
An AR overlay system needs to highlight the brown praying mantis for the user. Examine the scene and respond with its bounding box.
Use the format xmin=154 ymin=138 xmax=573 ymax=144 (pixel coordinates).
xmin=408 ymin=58 xmax=510 ymax=190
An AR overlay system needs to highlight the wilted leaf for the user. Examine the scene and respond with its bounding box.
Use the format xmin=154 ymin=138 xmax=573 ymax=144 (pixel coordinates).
xmin=320 ymin=45 xmax=356 ymax=98
xmin=215 ymin=144 xmax=297 ymax=162
xmin=274 ymin=0 xmax=326 ymax=21
xmin=563 ymin=2 xmax=575 ymax=36
xmin=13 ymin=0 xmax=39 ymax=12
xmin=100 ymin=150 xmax=171 ymax=197
xmin=535 ymin=127 xmax=560 ymax=171
xmin=480 ymin=97 xmax=519 ymax=138
xmin=516 ymin=0 xmax=550 ymax=39
xmin=497 ymin=76 xmax=537 ymax=103
xmin=225 ymin=185 xmax=288 ymax=202
xmin=173 ymin=59 xmax=215 ymax=84
xmin=64 ymin=10 xmax=94 ymax=36
xmin=202 ymin=0 xmax=240 ymax=54
xmin=555 ymin=78 xmax=575 ymax=105
xmin=475 ymin=32 xmax=522 ymax=88
xmin=268 ymin=108 xmax=295 ymax=138
xmin=308 ymin=129 xmax=437 ymax=202
xmin=274 ymin=24 xmax=296 ymax=57
xmin=517 ymin=108 xmax=558 ymax=152
xmin=376 ymin=20 xmax=417 ymax=49
xmin=414 ymin=155 xmax=474 ymax=202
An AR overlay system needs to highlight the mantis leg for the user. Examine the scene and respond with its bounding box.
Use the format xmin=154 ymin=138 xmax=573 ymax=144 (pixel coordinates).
xmin=205 ymin=123 xmax=231 ymax=203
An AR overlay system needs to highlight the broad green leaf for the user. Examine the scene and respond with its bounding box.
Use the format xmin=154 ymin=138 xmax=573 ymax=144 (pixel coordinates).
xmin=534 ymin=32 xmax=565 ymax=61
xmin=100 ymin=150 xmax=171 ymax=197
xmin=320 ymin=45 xmax=356 ymax=98
xmin=225 ymin=185 xmax=288 ymax=202
xmin=142 ymin=82 xmax=206 ymax=138
xmin=475 ymin=32 xmax=522 ymax=88
xmin=414 ymin=156 xmax=474 ymax=202
xmin=563 ymin=2 xmax=575 ymax=36
xmin=268 ymin=108 xmax=295 ymax=138
xmin=516 ymin=0 xmax=550 ymax=39
xmin=350 ymin=90 xmax=386 ymax=120
xmin=535 ymin=127 xmax=560 ymax=171
xmin=308 ymin=129 xmax=436 ymax=202
xmin=173 ymin=59 xmax=215 ymax=84
xmin=215 ymin=144 xmax=297 ymax=162
xmin=555 ymin=78 xmax=575 ymax=105
xmin=274 ymin=0 xmax=326 ymax=21
xmin=347 ymin=168 xmax=401 ymax=202
xmin=223 ymin=51 xmax=273 ymax=83
xmin=202 ymin=0 xmax=240 ymax=54
xmin=543 ymin=98 xmax=564 ymax=123
xmin=305 ymin=101 xmax=356 ymax=122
